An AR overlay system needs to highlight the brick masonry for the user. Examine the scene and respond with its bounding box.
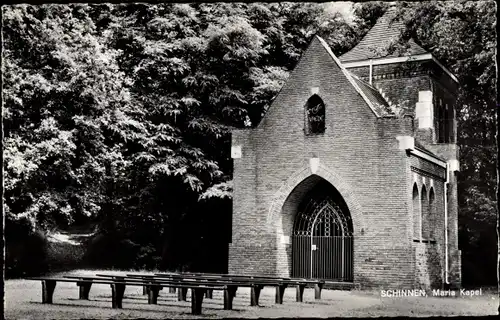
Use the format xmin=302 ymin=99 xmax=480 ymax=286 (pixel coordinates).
xmin=229 ymin=36 xmax=461 ymax=289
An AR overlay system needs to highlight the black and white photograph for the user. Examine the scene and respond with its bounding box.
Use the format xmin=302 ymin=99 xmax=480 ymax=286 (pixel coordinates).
xmin=2 ymin=1 xmax=498 ymax=318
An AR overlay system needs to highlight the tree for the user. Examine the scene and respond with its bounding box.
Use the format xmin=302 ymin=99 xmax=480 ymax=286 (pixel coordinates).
xmin=3 ymin=4 xmax=133 ymax=230
xmin=2 ymin=3 xmax=141 ymax=274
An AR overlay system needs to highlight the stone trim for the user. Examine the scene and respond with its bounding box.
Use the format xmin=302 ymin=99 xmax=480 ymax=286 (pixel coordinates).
xmin=411 ymin=166 xmax=445 ymax=182
xmin=411 ymin=148 xmax=447 ymax=167
xmin=372 ymin=70 xmax=428 ymax=80
xmin=342 ymin=54 xmax=458 ymax=84
xmin=266 ymin=163 xmax=365 ymax=235
xmin=342 ymin=54 xmax=433 ymax=68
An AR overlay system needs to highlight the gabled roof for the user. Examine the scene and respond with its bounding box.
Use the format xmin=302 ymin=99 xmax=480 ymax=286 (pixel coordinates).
xmin=315 ymin=36 xmax=395 ymax=117
xmin=348 ymin=73 xmax=396 ymax=116
xmin=340 ymin=8 xmax=428 ymax=63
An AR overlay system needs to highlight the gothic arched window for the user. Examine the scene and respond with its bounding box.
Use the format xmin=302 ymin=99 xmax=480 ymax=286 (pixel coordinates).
xmin=436 ymin=98 xmax=454 ymax=143
xmin=412 ymin=183 xmax=421 ymax=240
xmin=421 ymin=185 xmax=429 ymax=240
xmin=428 ymin=188 xmax=436 ymax=240
xmin=305 ymin=94 xmax=325 ymax=135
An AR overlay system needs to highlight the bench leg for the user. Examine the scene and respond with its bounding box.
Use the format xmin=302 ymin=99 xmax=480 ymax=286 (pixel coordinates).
xmin=148 ymin=286 xmax=160 ymax=304
xmin=250 ymin=285 xmax=262 ymax=306
xmin=111 ymin=283 xmax=126 ymax=308
xmin=275 ymin=284 xmax=287 ymax=304
xmin=42 ymin=280 xmax=56 ymax=304
xmin=296 ymin=284 xmax=306 ymax=302
xmin=191 ymin=288 xmax=205 ymax=315
xmin=178 ymin=287 xmax=188 ymax=301
xmin=223 ymin=286 xmax=237 ymax=310
xmin=177 ymin=287 xmax=182 ymax=301
xmin=314 ymin=283 xmax=323 ymax=300
xmin=78 ymin=282 xmax=92 ymax=300
xmin=205 ymin=289 xmax=213 ymax=299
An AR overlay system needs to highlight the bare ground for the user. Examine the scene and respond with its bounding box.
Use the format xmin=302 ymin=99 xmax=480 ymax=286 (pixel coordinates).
xmin=4 ymin=270 xmax=498 ymax=319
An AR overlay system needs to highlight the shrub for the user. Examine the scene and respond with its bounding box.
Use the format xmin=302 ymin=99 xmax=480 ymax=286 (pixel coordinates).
xmin=83 ymin=232 xmax=162 ymax=270
xmin=5 ymin=223 xmax=49 ymax=278
xmin=45 ymin=240 xmax=85 ymax=272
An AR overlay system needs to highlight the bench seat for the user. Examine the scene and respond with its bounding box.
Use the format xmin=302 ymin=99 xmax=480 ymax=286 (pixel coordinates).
xmin=133 ymin=273 xmax=325 ymax=304
xmin=28 ymin=277 xmax=227 ymax=315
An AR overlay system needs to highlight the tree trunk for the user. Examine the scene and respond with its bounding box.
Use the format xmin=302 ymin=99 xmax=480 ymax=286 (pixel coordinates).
xmin=496 ymin=119 xmax=499 ymax=315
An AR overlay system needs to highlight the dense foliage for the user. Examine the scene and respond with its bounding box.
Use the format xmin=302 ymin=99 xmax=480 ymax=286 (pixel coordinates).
xmin=3 ymin=2 xmax=496 ymax=283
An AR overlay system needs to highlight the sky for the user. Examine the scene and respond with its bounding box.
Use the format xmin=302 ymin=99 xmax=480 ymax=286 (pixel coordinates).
xmin=324 ymin=2 xmax=355 ymax=23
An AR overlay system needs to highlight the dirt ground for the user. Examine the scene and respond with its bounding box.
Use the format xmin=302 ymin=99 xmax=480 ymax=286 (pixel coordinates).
xmin=4 ymin=271 xmax=498 ymax=319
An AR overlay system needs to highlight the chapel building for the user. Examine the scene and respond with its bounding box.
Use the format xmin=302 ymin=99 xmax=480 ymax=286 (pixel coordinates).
xmin=228 ymin=10 xmax=461 ymax=288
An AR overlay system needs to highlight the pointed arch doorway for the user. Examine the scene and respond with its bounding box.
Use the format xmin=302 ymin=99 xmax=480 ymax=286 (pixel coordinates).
xmin=291 ymin=179 xmax=353 ymax=281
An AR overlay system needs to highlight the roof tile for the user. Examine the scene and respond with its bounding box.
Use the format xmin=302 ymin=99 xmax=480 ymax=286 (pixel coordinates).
xmin=340 ymin=9 xmax=428 ymax=62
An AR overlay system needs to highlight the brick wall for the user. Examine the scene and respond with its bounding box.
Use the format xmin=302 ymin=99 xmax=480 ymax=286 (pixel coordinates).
xmin=410 ymin=154 xmax=447 ymax=289
xmin=447 ymin=171 xmax=461 ymax=287
xmin=347 ymin=61 xmax=457 ymax=140
xmin=413 ymin=242 xmax=443 ymax=289
xmin=347 ymin=56 xmax=461 ymax=288
xmin=348 ymin=62 xmax=432 ymax=115
xmin=423 ymin=85 xmax=460 ymax=288
xmin=229 ymin=37 xmax=460 ymax=289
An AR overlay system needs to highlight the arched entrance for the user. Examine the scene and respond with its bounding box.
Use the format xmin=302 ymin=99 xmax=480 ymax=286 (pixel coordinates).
xmin=291 ymin=179 xmax=353 ymax=280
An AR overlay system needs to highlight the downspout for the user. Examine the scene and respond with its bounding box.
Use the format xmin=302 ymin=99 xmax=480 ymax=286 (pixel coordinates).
xmin=369 ymin=59 xmax=373 ymax=85
xmin=444 ymin=162 xmax=450 ymax=284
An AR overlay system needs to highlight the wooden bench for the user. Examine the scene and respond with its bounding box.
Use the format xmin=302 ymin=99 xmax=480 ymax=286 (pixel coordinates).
xmin=93 ymin=274 xmax=168 ymax=296
xmin=185 ymin=273 xmax=327 ymax=300
xmin=128 ymin=273 xmax=265 ymax=306
xmin=71 ymin=274 xmax=253 ymax=311
xmin=165 ymin=272 xmax=326 ymax=301
xmin=63 ymin=275 xmax=167 ymax=299
xmin=108 ymin=274 xmax=261 ymax=311
xmin=28 ymin=277 xmax=227 ymax=315
xmin=62 ymin=275 xmax=98 ymax=299
xmin=135 ymin=272 xmax=324 ymax=305
xmin=127 ymin=274 xmax=214 ymax=299
xmin=323 ymin=280 xmax=355 ymax=291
